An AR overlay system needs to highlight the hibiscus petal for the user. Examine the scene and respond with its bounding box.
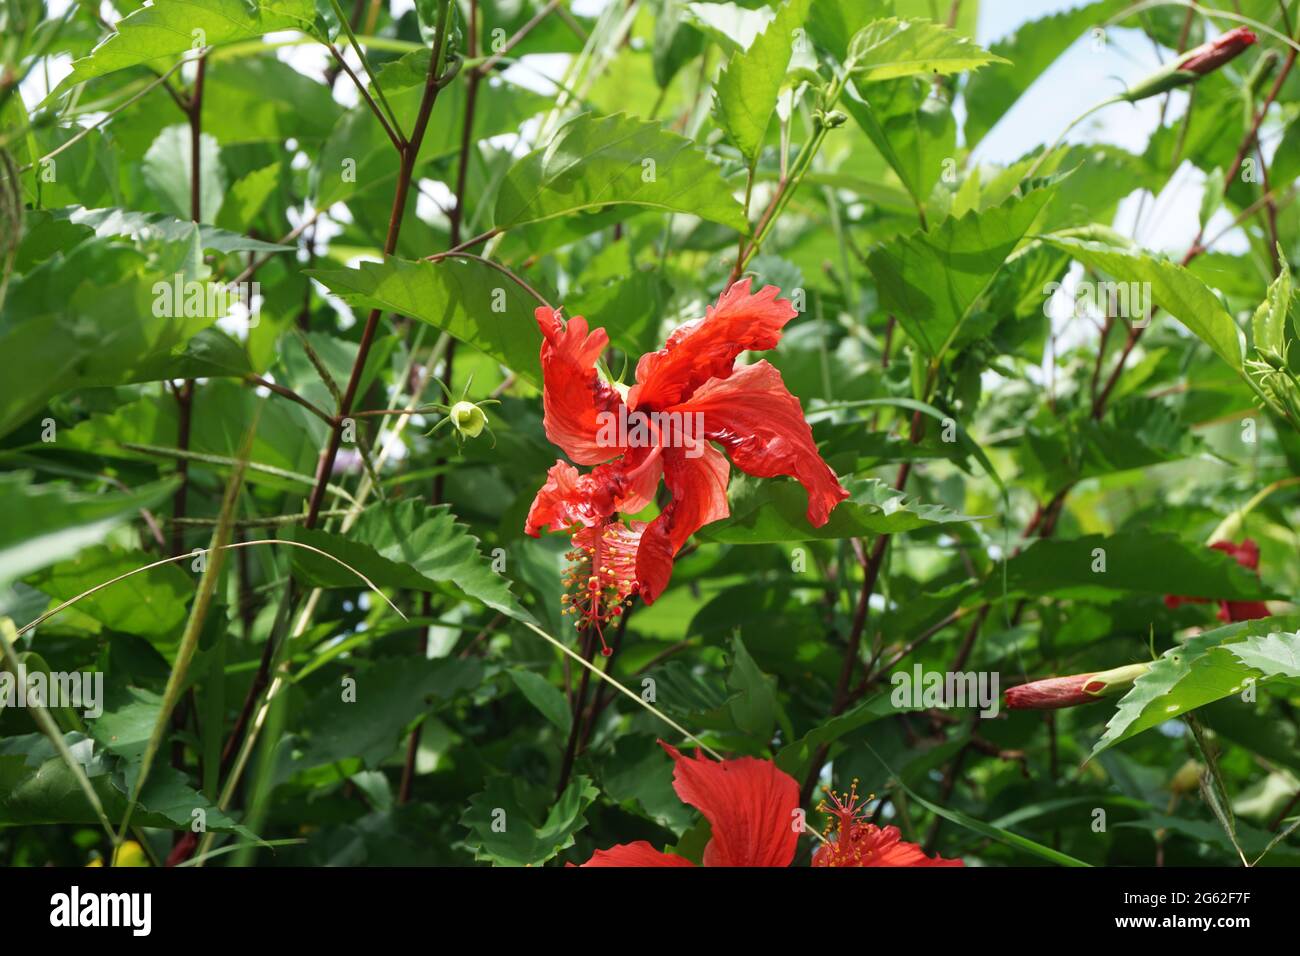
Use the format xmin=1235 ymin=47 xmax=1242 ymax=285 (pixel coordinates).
xmin=659 ymin=741 xmax=799 ymax=868
xmin=635 ymin=444 xmax=729 ymax=604
xmin=524 ymin=460 xmax=603 ymax=535
xmin=536 ymin=307 xmax=626 ymax=466
xmin=574 ymin=841 xmax=696 ymax=867
xmin=671 ymin=360 xmax=848 ymax=526
xmin=525 ymin=451 xmax=665 ymax=538
xmin=628 ymin=279 xmax=797 ymax=411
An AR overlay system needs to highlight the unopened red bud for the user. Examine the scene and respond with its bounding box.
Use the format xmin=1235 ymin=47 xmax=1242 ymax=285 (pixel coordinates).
xmin=1005 ymin=662 xmax=1151 ymax=710
xmin=1121 ymin=27 xmax=1257 ymax=102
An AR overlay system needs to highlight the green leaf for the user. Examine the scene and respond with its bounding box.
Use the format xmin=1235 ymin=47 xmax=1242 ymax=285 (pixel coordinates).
xmin=57 ymin=206 xmax=291 ymax=254
xmin=843 ymin=76 xmax=955 ymax=212
xmin=1090 ymin=620 xmax=1300 ymax=758
xmin=54 ymin=0 xmax=319 ymax=96
xmin=726 ymin=634 xmax=777 ymax=739
xmin=867 ymin=184 xmax=1057 ymax=359
xmin=1251 ymin=255 xmax=1296 ymax=357
xmin=986 ymin=533 xmax=1279 ymax=602
xmin=700 ymin=475 xmax=978 ymax=544
xmin=0 ymin=731 xmax=253 ymax=835
xmin=493 ymin=112 xmax=749 ymax=233
xmin=713 ymin=0 xmax=811 ymax=165
xmin=1046 ymin=236 xmax=1244 ymax=371
xmin=28 ymin=546 xmax=191 ymax=639
xmin=143 ymin=125 xmax=225 ymax=223
xmin=285 ymin=499 xmax=533 ymax=624
xmin=307 ymin=256 xmax=547 ymax=386
xmin=847 ymin=17 xmax=1007 ymax=83
xmin=0 ymin=474 xmax=176 ymax=588
xmin=509 ymin=669 xmax=572 ymax=736
xmin=294 ymin=658 xmax=483 ymax=770
xmin=460 ymin=774 xmax=599 ymax=866
xmin=0 ymin=247 xmax=221 ymax=436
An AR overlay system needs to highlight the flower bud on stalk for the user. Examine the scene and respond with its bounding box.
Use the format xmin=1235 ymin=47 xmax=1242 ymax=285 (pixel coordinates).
xmin=450 ymin=400 xmax=488 ymax=439
xmin=1120 ymin=27 xmax=1258 ymax=102
xmin=1004 ymin=662 xmax=1151 ymax=710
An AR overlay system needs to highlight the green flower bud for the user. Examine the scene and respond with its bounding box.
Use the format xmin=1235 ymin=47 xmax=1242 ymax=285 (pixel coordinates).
xmin=450 ymin=400 xmax=488 ymax=439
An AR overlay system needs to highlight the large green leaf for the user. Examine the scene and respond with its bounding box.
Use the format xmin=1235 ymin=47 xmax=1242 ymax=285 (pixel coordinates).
xmin=700 ymin=475 xmax=978 ymax=543
xmin=493 ymin=112 xmax=749 ymax=233
xmin=0 ymin=245 xmax=222 ymax=436
xmin=28 ymin=546 xmax=191 ymax=639
xmin=713 ymin=0 xmax=811 ymax=165
xmin=867 ymin=184 xmax=1057 ymax=359
xmin=986 ymin=533 xmax=1280 ymax=602
xmin=293 ymin=657 xmax=484 ymax=770
xmin=285 ymin=499 xmax=533 ymax=623
xmin=0 ymin=731 xmax=253 ymax=835
xmin=56 ymin=206 xmax=291 ymax=255
xmin=1090 ymin=619 xmax=1300 ymax=758
xmin=1046 ymin=236 xmax=1244 ymax=371
xmin=308 ymin=256 xmax=547 ymax=386
xmin=53 ymin=0 xmax=319 ymax=95
xmin=843 ymin=76 xmax=955 ymax=212
xmin=846 ymin=17 xmax=1007 ymax=82
xmin=0 ymin=474 xmax=176 ymax=587
xmin=460 ymin=774 xmax=599 ymax=867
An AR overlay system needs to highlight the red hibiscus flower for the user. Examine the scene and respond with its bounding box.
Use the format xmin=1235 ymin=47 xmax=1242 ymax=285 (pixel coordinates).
xmin=813 ymin=780 xmax=963 ymax=867
xmin=575 ymin=743 xmax=961 ymax=867
xmin=1164 ymin=539 xmax=1270 ymax=623
xmin=525 ymin=279 xmax=849 ymax=652
xmin=575 ymin=741 xmax=800 ymax=867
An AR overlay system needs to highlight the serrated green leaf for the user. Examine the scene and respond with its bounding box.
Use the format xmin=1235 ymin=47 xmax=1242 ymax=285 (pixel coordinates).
xmin=494 ymin=112 xmax=749 ymax=233
xmin=285 ymin=499 xmax=533 ymax=623
xmin=868 ymin=184 xmax=1057 ymax=359
xmin=847 ymin=17 xmax=1007 ymax=82
xmin=1090 ymin=619 xmax=1300 ymax=758
xmin=713 ymin=0 xmax=811 ymax=165
xmin=54 ymin=0 xmax=319 ymax=96
xmin=1046 ymin=235 xmax=1244 ymax=371
xmin=307 ymin=256 xmax=547 ymax=386
xmin=460 ymin=774 xmax=598 ymax=866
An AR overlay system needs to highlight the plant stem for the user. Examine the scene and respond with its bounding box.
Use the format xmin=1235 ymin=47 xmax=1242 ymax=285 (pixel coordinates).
xmin=303 ymin=0 xmax=455 ymax=528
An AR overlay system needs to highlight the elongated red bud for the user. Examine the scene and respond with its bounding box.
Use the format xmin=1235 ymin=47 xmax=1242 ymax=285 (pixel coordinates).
xmin=1120 ymin=27 xmax=1257 ymax=102
xmin=1181 ymin=26 xmax=1258 ymax=75
xmin=1004 ymin=662 xmax=1151 ymax=710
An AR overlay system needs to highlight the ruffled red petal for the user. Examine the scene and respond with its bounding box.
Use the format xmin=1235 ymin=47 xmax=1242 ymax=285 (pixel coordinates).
xmin=671 ymin=360 xmax=848 ymax=526
xmin=525 ymin=450 xmax=664 ymax=537
xmin=659 ymin=741 xmax=799 ymax=868
xmin=574 ymin=841 xmax=696 ymax=867
xmin=628 ymin=279 xmax=797 ymax=411
xmin=812 ymin=823 xmax=964 ymax=867
xmin=536 ymin=307 xmax=626 ymax=466
xmin=635 ymin=444 xmax=730 ymax=604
